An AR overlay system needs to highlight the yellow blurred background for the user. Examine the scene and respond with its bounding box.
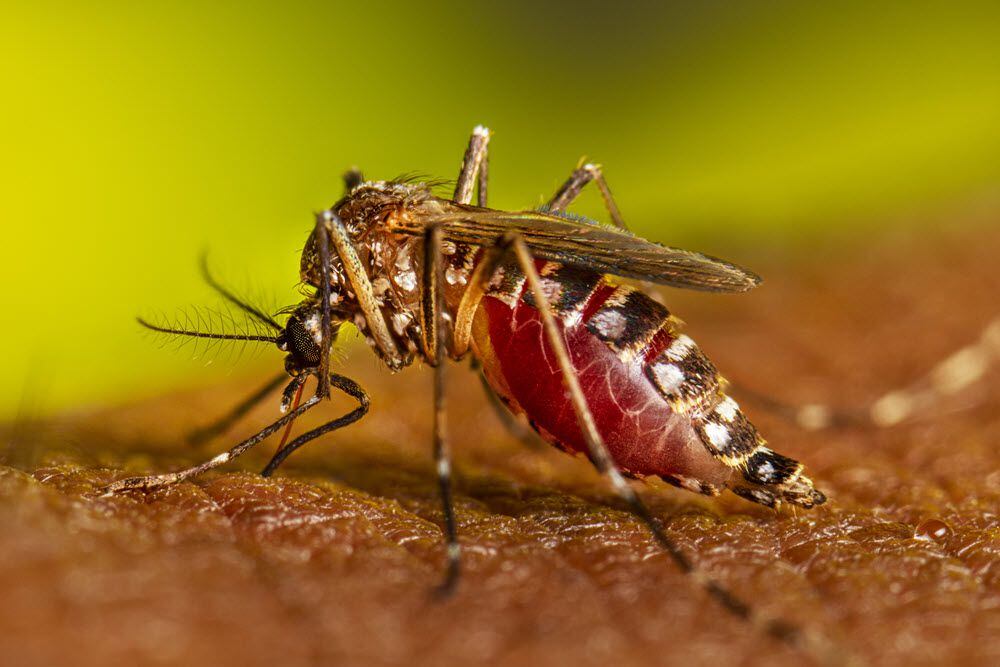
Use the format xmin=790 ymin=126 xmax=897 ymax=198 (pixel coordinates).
xmin=2 ymin=1 xmax=999 ymax=419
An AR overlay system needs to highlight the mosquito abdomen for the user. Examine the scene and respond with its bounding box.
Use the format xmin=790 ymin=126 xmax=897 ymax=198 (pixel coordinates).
xmin=470 ymin=259 xmax=825 ymax=508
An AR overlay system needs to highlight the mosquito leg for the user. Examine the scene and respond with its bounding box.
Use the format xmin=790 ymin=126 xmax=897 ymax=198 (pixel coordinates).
xmin=476 ymin=370 xmax=544 ymax=448
xmin=869 ymin=316 xmax=1000 ymax=425
xmin=320 ymin=210 xmax=406 ymax=371
xmin=465 ymin=358 xmax=544 ymax=449
xmin=727 ymin=382 xmax=860 ymax=431
xmin=260 ymin=373 xmax=370 ymax=477
xmin=453 ymin=247 xmax=546 ymax=450
xmin=504 ymin=233 xmax=840 ymax=664
xmin=735 ymin=315 xmax=1000 ymax=431
xmin=257 ymin=214 xmax=375 ymax=469
xmin=104 ymin=391 xmax=322 ymax=494
xmin=453 ymin=125 xmax=490 ymax=206
xmin=314 ymin=213 xmax=335 ymax=397
xmin=420 ymin=223 xmax=462 ymax=594
xmin=546 ymin=162 xmax=628 ymax=231
xmin=477 ymin=144 xmax=489 ymax=207
xmin=451 ymin=239 xmax=512 ymax=357
xmin=187 ymin=372 xmax=288 ymax=446
xmin=418 ymin=223 xmax=444 ymax=362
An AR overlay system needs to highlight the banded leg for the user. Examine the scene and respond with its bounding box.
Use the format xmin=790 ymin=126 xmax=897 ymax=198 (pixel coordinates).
xmin=453 ymin=125 xmax=490 ymax=206
xmin=105 ymin=373 xmax=370 ymax=493
xmin=474 ymin=233 xmax=841 ymax=664
xmin=313 ymin=213 xmax=335 ymax=397
xmin=543 ymin=162 xmax=673 ymax=308
xmin=260 ymin=374 xmax=370 ymax=477
xmin=108 ymin=215 xmax=373 ymax=494
xmin=422 ymin=224 xmax=462 ymax=594
xmin=105 ymin=392 xmax=323 ymax=493
xmin=433 ymin=124 xmax=491 ymax=357
xmin=547 ymin=162 xmax=627 ymax=231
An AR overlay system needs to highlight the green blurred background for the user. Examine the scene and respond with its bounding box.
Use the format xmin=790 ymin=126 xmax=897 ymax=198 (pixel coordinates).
xmin=2 ymin=1 xmax=999 ymax=419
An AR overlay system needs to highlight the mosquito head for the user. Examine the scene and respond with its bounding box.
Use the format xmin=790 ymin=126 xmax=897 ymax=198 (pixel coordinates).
xmin=276 ymin=303 xmax=339 ymax=377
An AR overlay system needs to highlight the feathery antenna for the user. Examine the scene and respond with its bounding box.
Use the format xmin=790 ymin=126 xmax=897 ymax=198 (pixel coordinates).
xmin=136 ymin=317 xmax=280 ymax=343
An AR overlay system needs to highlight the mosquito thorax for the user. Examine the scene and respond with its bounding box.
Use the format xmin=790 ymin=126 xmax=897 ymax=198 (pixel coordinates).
xmin=296 ymin=180 xmax=441 ymax=367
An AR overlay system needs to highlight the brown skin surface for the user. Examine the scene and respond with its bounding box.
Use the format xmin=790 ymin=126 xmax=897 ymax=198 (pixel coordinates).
xmin=2 ymin=223 xmax=999 ymax=667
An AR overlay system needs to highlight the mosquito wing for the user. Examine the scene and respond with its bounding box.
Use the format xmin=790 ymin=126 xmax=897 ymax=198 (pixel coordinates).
xmin=393 ymin=202 xmax=761 ymax=293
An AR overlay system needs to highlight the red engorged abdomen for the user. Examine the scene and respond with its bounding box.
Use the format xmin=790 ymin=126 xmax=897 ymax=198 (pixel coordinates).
xmin=475 ymin=296 xmax=733 ymax=487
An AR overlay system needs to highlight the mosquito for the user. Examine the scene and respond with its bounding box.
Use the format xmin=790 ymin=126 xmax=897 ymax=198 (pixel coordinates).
xmin=112 ymin=125 xmax=963 ymax=665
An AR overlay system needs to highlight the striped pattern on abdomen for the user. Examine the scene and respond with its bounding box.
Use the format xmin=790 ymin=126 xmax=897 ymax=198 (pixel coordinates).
xmin=482 ymin=258 xmax=825 ymax=509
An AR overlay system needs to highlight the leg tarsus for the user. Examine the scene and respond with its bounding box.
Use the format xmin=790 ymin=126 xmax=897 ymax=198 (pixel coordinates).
xmin=453 ymin=125 xmax=490 ymax=206
xmin=104 ymin=392 xmax=322 ymax=495
xmin=546 ymin=162 xmax=628 ymax=231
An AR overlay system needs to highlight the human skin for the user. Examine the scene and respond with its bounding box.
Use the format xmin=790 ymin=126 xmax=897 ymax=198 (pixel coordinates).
xmin=1 ymin=223 xmax=998 ymax=667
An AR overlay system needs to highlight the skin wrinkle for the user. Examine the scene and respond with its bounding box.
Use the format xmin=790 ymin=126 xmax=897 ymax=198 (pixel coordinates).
xmin=203 ymin=475 xmax=438 ymax=568
xmin=286 ymin=461 xmax=627 ymax=615
xmin=203 ymin=485 xmax=335 ymax=641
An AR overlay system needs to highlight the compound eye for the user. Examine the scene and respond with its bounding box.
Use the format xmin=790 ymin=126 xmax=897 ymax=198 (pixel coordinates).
xmin=286 ymin=317 xmax=321 ymax=366
xmin=276 ymin=337 xmax=289 ymax=352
